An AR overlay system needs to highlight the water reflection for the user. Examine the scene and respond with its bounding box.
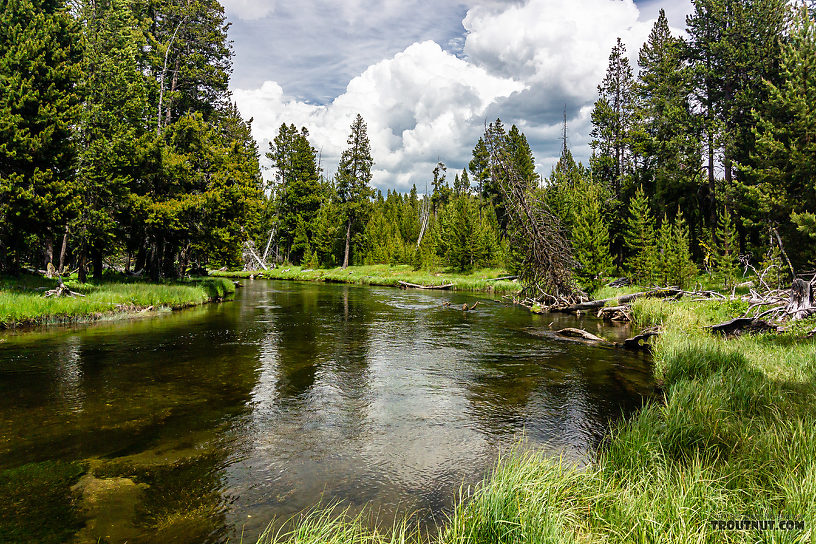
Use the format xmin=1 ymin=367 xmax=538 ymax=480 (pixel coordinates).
xmin=0 ymin=279 xmax=653 ymax=543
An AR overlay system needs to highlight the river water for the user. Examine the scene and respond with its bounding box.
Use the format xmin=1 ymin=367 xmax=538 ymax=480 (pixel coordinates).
xmin=0 ymin=280 xmax=653 ymax=543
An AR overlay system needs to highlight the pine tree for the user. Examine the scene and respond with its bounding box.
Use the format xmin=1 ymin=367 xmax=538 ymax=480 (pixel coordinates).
xmin=714 ymin=206 xmax=739 ymax=287
xmin=656 ymin=214 xmax=675 ymax=286
xmin=624 ymin=186 xmax=658 ymax=285
xmin=430 ymin=161 xmax=449 ymax=215
xmin=632 ymin=10 xmax=701 ymax=230
xmin=590 ymin=37 xmax=635 ymax=196
xmin=74 ymin=0 xmax=152 ymax=280
xmin=336 ymin=114 xmax=374 ymax=268
xmin=266 ymin=125 xmax=322 ymax=260
xmin=0 ymin=0 xmax=82 ymax=272
xmin=749 ymin=8 xmax=816 ymax=266
xmin=572 ymin=192 xmax=614 ymax=291
xmin=667 ymin=211 xmax=697 ymax=288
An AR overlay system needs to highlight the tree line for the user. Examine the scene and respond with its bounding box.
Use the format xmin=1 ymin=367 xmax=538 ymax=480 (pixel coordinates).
xmin=2 ymin=0 xmax=815 ymax=292
xmin=1 ymin=0 xmax=263 ymax=281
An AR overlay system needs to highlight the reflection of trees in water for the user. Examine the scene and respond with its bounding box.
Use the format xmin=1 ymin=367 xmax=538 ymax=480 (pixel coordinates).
xmin=462 ymin=341 xmax=653 ymax=455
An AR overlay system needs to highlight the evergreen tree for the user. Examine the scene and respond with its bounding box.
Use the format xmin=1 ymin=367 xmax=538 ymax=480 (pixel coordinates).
xmin=0 ymin=0 xmax=82 ymax=272
xmin=686 ymin=0 xmax=788 ymax=227
xmin=624 ymin=186 xmax=658 ymax=284
xmin=507 ymin=124 xmax=539 ymax=189
xmin=632 ymin=10 xmax=702 ymax=231
xmin=714 ymin=206 xmax=739 ymax=287
xmin=469 ymin=137 xmax=490 ymax=201
xmin=430 ymin=161 xmax=449 ymax=215
xmin=590 ymin=37 xmax=635 ymax=196
xmin=74 ymin=0 xmax=152 ymax=280
xmin=667 ymin=211 xmax=697 ymax=288
xmin=572 ymin=192 xmax=614 ymax=291
xmin=266 ymin=125 xmax=322 ymax=262
xmin=336 ymin=114 xmax=374 ymax=268
xmin=748 ymin=8 xmax=816 ymax=266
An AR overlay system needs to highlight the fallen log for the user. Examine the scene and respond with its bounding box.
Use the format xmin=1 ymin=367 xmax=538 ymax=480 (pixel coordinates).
xmin=554 ymin=288 xmax=683 ymax=313
xmin=485 ymin=275 xmax=517 ymax=282
xmin=707 ymin=318 xmax=778 ymax=336
xmin=619 ymin=328 xmax=660 ymax=350
xmin=555 ymin=328 xmax=610 ymax=343
xmin=398 ymin=281 xmax=455 ymax=290
xmin=597 ymin=305 xmax=632 ymax=322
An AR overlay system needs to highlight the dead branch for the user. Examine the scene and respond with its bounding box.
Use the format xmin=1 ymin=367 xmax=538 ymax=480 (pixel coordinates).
xmin=556 ymin=328 xmax=610 ymax=343
xmin=619 ymin=327 xmax=661 ymax=350
xmin=707 ymin=318 xmax=778 ymax=337
xmin=483 ymin=125 xmax=577 ymax=302
xmin=554 ymin=288 xmax=683 ymax=313
xmin=44 ymin=280 xmax=85 ymax=298
xmin=398 ymin=281 xmax=455 ymax=290
xmin=598 ymin=305 xmax=632 ymax=322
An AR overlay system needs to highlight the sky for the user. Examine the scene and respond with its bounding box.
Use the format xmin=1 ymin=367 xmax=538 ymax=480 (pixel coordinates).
xmin=224 ymin=0 xmax=694 ymax=192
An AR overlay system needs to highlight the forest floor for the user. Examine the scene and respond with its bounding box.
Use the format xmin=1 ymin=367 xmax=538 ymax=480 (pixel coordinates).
xmin=0 ymin=274 xmax=235 ymax=329
xmin=256 ymin=288 xmax=816 ymax=544
xmin=211 ymin=264 xmax=522 ymax=295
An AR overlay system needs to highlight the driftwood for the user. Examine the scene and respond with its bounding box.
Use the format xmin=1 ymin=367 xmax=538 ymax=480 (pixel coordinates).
xmin=555 ymin=328 xmax=610 ymax=343
xmin=398 ymin=281 xmax=455 ymax=290
xmin=44 ymin=280 xmax=85 ymax=298
xmin=597 ymin=305 xmax=632 ymax=322
xmin=620 ymin=328 xmax=660 ymax=350
xmin=485 ymin=275 xmax=518 ymax=282
xmin=555 ymin=288 xmax=683 ymax=313
xmin=707 ymin=318 xmax=778 ymax=336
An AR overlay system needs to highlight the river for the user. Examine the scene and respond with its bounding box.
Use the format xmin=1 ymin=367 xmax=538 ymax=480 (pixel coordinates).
xmin=0 ymin=279 xmax=653 ymax=543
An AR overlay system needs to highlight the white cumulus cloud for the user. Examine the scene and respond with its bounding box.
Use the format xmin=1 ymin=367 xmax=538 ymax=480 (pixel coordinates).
xmin=231 ymin=0 xmax=686 ymax=190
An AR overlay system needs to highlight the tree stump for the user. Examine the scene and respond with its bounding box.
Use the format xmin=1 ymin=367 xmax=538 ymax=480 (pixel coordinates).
xmin=786 ymin=278 xmax=814 ymax=320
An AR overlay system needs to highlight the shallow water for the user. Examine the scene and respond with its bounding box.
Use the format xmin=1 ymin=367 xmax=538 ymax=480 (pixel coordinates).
xmin=0 ymin=280 xmax=653 ymax=543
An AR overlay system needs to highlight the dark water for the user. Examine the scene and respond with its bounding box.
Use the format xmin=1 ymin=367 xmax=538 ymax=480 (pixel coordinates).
xmin=0 ymin=280 xmax=653 ymax=543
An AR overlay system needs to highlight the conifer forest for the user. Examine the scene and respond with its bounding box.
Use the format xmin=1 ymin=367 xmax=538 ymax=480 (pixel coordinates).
xmin=1 ymin=0 xmax=814 ymax=294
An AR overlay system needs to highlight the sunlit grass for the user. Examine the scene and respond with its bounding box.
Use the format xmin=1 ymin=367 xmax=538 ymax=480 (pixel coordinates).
xmin=0 ymin=275 xmax=234 ymax=328
xmin=211 ymin=265 xmax=521 ymax=295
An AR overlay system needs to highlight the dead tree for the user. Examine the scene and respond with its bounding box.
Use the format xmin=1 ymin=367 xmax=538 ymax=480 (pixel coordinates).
xmin=483 ymin=127 xmax=578 ymax=304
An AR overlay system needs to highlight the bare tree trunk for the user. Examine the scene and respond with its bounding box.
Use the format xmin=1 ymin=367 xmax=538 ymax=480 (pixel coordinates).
xmin=342 ymin=220 xmax=351 ymax=269
xmin=59 ymin=226 xmax=69 ymax=274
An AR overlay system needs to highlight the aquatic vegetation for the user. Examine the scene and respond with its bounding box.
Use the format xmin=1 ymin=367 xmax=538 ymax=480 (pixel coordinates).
xmin=0 ymin=461 xmax=85 ymax=544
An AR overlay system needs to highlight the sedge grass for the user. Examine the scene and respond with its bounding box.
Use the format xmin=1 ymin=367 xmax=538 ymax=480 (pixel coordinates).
xmin=0 ymin=275 xmax=235 ymax=328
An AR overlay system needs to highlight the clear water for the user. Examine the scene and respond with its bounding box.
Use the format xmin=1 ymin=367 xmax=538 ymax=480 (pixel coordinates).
xmin=0 ymin=280 xmax=653 ymax=543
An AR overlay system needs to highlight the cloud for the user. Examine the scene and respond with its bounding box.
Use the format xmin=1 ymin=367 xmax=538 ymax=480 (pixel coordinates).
xmin=231 ymin=0 xmax=689 ymax=191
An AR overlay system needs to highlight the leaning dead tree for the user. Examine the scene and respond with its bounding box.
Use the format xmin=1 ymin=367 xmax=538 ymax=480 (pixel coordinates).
xmin=483 ymin=127 xmax=578 ymax=304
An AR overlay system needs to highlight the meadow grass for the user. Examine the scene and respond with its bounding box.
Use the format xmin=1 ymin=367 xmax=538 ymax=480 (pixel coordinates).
xmin=256 ymin=291 xmax=816 ymax=544
xmin=211 ymin=265 xmax=521 ymax=296
xmin=0 ymin=274 xmax=235 ymax=328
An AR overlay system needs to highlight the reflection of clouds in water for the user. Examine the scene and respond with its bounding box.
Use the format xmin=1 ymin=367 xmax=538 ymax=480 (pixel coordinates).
xmin=55 ymin=336 xmax=84 ymax=414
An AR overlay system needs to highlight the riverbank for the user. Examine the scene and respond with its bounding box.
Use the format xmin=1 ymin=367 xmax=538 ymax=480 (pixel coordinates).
xmin=210 ymin=265 xmax=522 ymax=295
xmin=259 ymin=293 xmax=816 ymax=543
xmin=0 ymin=275 xmax=235 ymax=329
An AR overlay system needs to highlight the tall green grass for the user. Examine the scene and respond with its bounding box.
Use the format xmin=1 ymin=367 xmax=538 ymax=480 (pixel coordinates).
xmin=0 ymin=275 xmax=234 ymax=328
xmin=256 ymin=296 xmax=816 ymax=544
xmin=211 ymin=265 xmax=521 ymax=295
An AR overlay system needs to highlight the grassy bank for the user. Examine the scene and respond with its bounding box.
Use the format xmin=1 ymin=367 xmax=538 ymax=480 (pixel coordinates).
xmin=0 ymin=275 xmax=235 ymax=329
xmin=211 ymin=265 xmax=522 ymax=295
xmin=258 ymin=294 xmax=816 ymax=543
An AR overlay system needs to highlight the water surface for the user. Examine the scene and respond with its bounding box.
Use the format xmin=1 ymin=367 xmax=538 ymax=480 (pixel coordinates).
xmin=0 ymin=280 xmax=652 ymax=543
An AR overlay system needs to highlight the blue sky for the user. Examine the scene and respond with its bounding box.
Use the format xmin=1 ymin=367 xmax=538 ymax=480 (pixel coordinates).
xmin=224 ymin=0 xmax=694 ymax=191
